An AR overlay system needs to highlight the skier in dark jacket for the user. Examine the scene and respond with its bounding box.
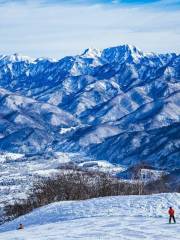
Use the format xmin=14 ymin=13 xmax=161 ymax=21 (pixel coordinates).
xmin=17 ymin=223 xmax=24 ymax=230
xmin=168 ymin=207 xmax=176 ymax=224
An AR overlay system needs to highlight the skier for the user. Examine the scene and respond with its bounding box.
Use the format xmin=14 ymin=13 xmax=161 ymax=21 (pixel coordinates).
xmin=168 ymin=207 xmax=176 ymax=224
xmin=17 ymin=223 xmax=24 ymax=230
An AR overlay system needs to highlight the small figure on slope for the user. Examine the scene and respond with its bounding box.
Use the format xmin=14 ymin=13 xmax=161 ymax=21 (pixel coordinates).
xmin=168 ymin=207 xmax=176 ymax=224
xmin=17 ymin=223 xmax=24 ymax=230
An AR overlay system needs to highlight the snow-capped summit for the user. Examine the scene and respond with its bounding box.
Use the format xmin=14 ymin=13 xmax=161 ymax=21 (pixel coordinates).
xmin=35 ymin=57 xmax=57 ymax=63
xmin=81 ymin=47 xmax=102 ymax=58
xmin=0 ymin=53 xmax=34 ymax=63
xmin=101 ymin=44 xmax=144 ymax=63
xmin=80 ymin=44 xmax=144 ymax=63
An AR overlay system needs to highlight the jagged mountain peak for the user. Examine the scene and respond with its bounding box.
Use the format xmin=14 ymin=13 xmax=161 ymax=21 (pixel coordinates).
xmin=0 ymin=53 xmax=35 ymax=63
xmin=35 ymin=57 xmax=58 ymax=63
xmin=80 ymin=44 xmax=144 ymax=62
xmin=81 ymin=47 xmax=102 ymax=58
xmin=101 ymin=44 xmax=144 ymax=63
xmin=105 ymin=44 xmax=142 ymax=54
xmin=0 ymin=53 xmax=58 ymax=66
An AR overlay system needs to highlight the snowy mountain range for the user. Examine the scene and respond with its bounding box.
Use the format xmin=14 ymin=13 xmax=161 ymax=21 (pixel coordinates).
xmin=0 ymin=45 xmax=180 ymax=170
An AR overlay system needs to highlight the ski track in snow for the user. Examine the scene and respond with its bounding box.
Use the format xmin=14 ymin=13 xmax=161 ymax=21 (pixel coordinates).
xmin=0 ymin=193 xmax=180 ymax=240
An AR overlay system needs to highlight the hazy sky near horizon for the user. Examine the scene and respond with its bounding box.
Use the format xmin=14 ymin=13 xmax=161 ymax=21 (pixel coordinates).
xmin=0 ymin=0 xmax=180 ymax=58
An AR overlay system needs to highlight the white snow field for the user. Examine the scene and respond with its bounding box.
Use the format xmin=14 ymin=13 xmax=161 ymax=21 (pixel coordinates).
xmin=0 ymin=193 xmax=180 ymax=240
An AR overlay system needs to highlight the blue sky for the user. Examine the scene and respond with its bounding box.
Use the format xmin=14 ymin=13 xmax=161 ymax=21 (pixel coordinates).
xmin=0 ymin=0 xmax=180 ymax=58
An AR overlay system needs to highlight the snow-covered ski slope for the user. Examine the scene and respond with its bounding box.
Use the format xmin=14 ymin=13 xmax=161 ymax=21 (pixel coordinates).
xmin=0 ymin=193 xmax=180 ymax=240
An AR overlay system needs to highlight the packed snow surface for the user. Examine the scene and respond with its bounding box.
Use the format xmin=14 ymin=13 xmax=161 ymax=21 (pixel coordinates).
xmin=0 ymin=193 xmax=180 ymax=239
